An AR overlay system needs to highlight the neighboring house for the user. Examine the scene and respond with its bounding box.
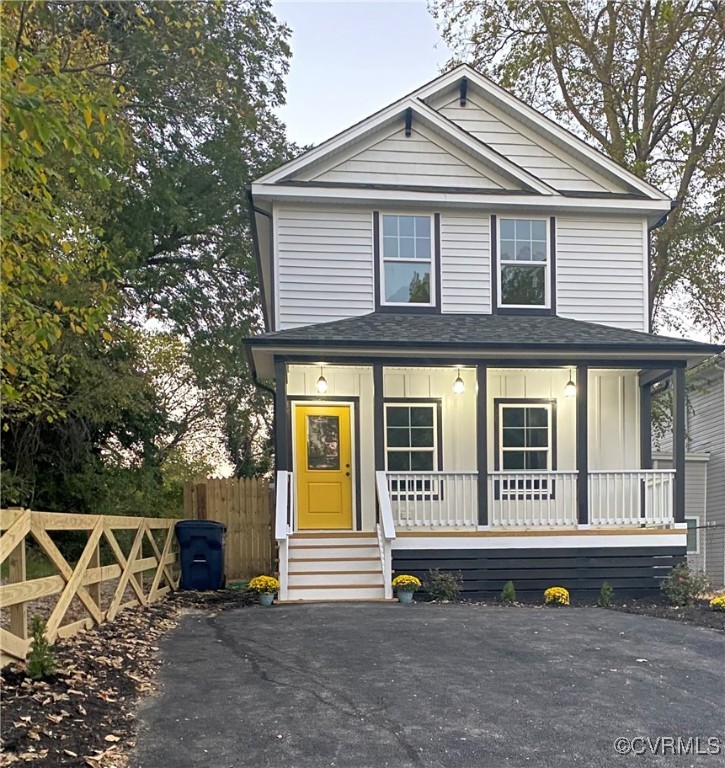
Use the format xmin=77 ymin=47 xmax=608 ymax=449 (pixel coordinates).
xmin=654 ymin=355 xmax=725 ymax=586
xmin=245 ymin=65 xmax=722 ymax=602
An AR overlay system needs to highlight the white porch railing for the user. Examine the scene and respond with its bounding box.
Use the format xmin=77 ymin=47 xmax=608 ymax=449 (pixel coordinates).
xmin=589 ymin=470 xmax=674 ymax=526
xmin=489 ymin=471 xmax=578 ymax=527
xmin=274 ymin=470 xmax=293 ymax=601
xmin=375 ymin=471 xmax=396 ymax=599
xmin=384 ymin=471 xmax=478 ymax=527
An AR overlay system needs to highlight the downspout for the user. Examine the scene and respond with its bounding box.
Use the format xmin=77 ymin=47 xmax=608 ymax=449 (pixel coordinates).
xmin=646 ymin=200 xmax=677 ymax=332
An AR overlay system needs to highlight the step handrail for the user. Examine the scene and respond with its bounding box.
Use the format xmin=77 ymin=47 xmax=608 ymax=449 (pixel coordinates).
xmin=274 ymin=470 xmax=292 ymax=601
xmin=375 ymin=471 xmax=396 ymax=599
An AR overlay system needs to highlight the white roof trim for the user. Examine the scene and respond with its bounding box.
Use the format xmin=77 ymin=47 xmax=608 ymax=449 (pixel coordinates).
xmin=257 ymin=97 xmax=554 ymax=195
xmin=416 ymin=66 xmax=670 ymax=202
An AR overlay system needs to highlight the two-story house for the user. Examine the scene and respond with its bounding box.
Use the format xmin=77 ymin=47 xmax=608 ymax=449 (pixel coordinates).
xmin=246 ymin=65 xmax=722 ymax=602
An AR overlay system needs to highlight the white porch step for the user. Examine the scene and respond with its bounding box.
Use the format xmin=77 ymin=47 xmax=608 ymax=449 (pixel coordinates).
xmin=287 ymin=544 xmax=379 ymax=559
xmin=285 ymin=585 xmax=386 ymax=602
xmin=289 ymin=557 xmax=381 ymax=573
xmin=288 ymin=571 xmax=384 ymax=587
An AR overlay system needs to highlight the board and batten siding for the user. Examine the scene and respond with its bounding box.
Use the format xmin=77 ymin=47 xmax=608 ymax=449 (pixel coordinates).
xmin=556 ymin=216 xmax=648 ymax=331
xmin=440 ymin=212 xmax=491 ymax=313
xmin=275 ymin=206 xmax=374 ymax=330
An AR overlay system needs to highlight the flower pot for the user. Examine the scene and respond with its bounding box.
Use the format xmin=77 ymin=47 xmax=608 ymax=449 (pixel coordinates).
xmin=397 ymin=590 xmax=414 ymax=604
xmin=258 ymin=592 xmax=275 ymax=607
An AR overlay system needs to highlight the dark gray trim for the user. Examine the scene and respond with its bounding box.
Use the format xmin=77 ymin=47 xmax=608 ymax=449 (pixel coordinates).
xmin=274 ymin=354 xmax=691 ymax=370
xmin=672 ymin=366 xmax=686 ymax=523
xmin=576 ymin=364 xmax=589 ymax=525
xmin=382 ymin=397 xmax=444 ymax=472
xmin=434 ymin=213 xmax=442 ymax=311
xmin=288 ymin=396 xmax=363 ymax=531
xmin=373 ymin=211 xmax=381 ymax=312
xmin=639 ymin=382 xmax=653 ymax=470
xmin=476 ymin=364 xmax=488 ymax=525
xmin=638 ymin=368 xmax=672 ymax=387
xmin=492 ymin=398 xmax=558 ymax=471
xmin=373 ymin=364 xmax=385 ymax=472
xmin=490 ymin=214 xmax=498 ymax=310
xmin=274 ymin=358 xmax=288 ymax=471
xmin=549 ymin=216 xmax=557 ymax=314
xmin=495 ymin=307 xmax=557 ymax=317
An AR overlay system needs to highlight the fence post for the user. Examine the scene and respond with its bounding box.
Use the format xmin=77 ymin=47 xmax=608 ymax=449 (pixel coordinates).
xmin=88 ymin=530 xmax=102 ymax=611
xmin=8 ymin=537 xmax=27 ymax=643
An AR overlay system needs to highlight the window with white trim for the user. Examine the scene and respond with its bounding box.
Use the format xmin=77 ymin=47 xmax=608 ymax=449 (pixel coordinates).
xmin=381 ymin=214 xmax=434 ymax=306
xmin=384 ymin=403 xmax=438 ymax=471
xmin=498 ymin=218 xmax=549 ymax=307
xmin=685 ymin=518 xmax=699 ymax=554
xmin=498 ymin=402 xmax=553 ymax=471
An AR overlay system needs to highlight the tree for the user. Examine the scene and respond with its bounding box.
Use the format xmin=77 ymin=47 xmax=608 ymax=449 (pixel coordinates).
xmin=430 ymin=0 xmax=725 ymax=337
xmin=1 ymin=2 xmax=129 ymax=421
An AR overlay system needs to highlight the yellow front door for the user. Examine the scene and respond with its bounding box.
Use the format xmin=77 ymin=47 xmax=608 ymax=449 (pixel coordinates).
xmin=294 ymin=404 xmax=353 ymax=530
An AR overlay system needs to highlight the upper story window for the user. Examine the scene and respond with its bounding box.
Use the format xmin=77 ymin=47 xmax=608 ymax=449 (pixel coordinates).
xmin=381 ymin=214 xmax=434 ymax=306
xmin=498 ymin=218 xmax=549 ymax=308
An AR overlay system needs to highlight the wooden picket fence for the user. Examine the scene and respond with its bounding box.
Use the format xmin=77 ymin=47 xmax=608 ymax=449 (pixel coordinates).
xmin=0 ymin=509 xmax=178 ymax=667
xmin=183 ymin=477 xmax=274 ymax=580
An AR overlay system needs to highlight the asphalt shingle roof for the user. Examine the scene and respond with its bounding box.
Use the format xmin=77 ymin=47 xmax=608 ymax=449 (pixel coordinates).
xmin=248 ymin=313 xmax=721 ymax=353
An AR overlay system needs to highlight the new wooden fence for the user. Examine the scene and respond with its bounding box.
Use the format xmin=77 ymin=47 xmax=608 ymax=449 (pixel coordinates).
xmin=183 ymin=477 xmax=274 ymax=580
xmin=0 ymin=509 xmax=178 ymax=667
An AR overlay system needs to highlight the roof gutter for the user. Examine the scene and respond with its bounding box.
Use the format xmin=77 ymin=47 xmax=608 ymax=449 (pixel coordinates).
xmin=648 ymin=199 xmax=677 ymax=233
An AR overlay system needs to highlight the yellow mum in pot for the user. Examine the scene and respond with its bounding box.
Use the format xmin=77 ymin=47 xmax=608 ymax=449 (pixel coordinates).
xmin=710 ymin=595 xmax=725 ymax=612
xmin=249 ymin=575 xmax=280 ymax=594
xmin=392 ymin=574 xmax=422 ymax=592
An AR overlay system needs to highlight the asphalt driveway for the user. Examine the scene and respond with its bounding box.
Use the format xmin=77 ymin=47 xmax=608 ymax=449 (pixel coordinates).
xmin=134 ymin=603 xmax=724 ymax=768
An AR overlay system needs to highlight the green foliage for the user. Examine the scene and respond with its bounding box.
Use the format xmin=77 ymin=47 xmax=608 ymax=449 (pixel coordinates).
xmin=597 ymin=581 xmax=614 ymax=608
xmin=431 ymin=0 xmax=725 ymax=338
xmin=424 ymin=569 xmax=463 ymax=601
xmin=27 ymin=616 xmax=56 ymax=680
xmin=661 ymin=562 xmax=710 ymax=606
xmin=501 ymin=580 xmax=516 ymax=604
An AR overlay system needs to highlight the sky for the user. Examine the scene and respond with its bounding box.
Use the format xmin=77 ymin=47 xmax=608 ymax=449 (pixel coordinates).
xmin=273 ymin=0 xmax=451 ymax=146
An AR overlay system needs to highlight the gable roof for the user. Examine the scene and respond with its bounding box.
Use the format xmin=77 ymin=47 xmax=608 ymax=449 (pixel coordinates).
xmin=254 ymin=65 xmax=670 ymax=204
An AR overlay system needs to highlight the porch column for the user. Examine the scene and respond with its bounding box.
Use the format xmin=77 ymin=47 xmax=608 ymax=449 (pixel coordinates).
xmin=274 ymin=358 xmax=289 ymax=471
xmin=672 ymin=365 xmax=686 ymax=523
xmin=576 ymin=364 xmax=589 ymax=525
xmin=373 ymin=364 xmax=385 ymax=472
xmin=639 ymin=379 xmax=653 ymax=470
xmin=476 ymin=363 xmax=488 ymax=526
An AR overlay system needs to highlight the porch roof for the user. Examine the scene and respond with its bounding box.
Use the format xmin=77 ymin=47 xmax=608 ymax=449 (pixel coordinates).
xmin=247 ymin=313 xmax=722 ymax=378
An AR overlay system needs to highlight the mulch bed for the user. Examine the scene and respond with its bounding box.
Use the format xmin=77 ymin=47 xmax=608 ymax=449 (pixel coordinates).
xmin=0 ymin=588 xmax=254 ymax=768
xmin=611 ymin=597 xmax=725 ymax=632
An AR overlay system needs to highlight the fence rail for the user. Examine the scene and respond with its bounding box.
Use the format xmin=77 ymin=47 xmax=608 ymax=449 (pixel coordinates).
xmin=385 ymin=472 xmax=478 ymax=527
xmin=0 ymin=509 xmax=178 ymax=666
xmin=183 ymin=477 xmax=273 ymax=580
xmin=589 ymin=470 xmax=674 ymax=526
xmin=489 ymin=471 xmax=578 ymax=528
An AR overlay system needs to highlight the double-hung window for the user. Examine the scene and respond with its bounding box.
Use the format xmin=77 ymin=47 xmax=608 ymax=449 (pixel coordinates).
xmin=498 ymin=218 xmax=549 ymax=308
xmin=381 ymin=214 xmax=434 ymax=306
xmin=385 ymin=402 xmax=439 ymax=498
xmin=496 ymin=401 xmax=555 ymax=499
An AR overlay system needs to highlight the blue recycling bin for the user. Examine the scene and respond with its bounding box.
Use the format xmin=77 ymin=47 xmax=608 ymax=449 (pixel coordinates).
xmin=175 ymin=520 xmax=226 ymax=590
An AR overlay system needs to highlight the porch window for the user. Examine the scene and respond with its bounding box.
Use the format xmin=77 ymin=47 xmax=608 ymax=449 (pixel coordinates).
xmin=380 ymin=214 xmax=434 ymax=306
xmin=498 ymin=218 xmax=549 ymax=307
xmin=495 ymin=401 xmax=555 ymax=500
xmin=385 ymin=402 xmax=440 ymax=499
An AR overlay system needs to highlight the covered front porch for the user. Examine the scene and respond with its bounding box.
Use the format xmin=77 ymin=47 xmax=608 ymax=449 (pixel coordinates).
xmin=272 ymin=360 xmax=684 ymax=533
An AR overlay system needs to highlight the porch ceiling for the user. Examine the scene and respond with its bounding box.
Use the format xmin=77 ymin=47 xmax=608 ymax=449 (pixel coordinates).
xmin=247 ymin=313 xmax=722 ymax=380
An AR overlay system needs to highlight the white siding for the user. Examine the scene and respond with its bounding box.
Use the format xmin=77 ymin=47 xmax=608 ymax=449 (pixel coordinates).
xmin=556 ymin=215 xmax=648 ymax=331
xmin=440 ymin=213 xmax=491 ymax=313
xmin=311 ymin=125 xmax=519 ymax=190
xmin=435 ymin=94 xmax=627 ymax=194
xmin=275 ymin=206 xmax=374 ymax=330
xmin=589 ymin=370 xmax=639 ymax=470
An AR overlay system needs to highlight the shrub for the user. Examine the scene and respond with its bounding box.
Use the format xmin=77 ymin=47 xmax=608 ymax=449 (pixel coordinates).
xmin=392 ymin=574 xmax=422 ymax=593
xmin=27 ymin=616 xmax=56 ymax=680
xmin=501 ymin=580 xmax=516 ymax=604
xmin=660 ymin=563 xmax=709 ymax=606
xmin=248 ymin=575 xmax=280 ymax=594
xmin=424 ymin=569 xmax=462 ymax=601
xmin=597 ymin=581 xmax=614 ymax=608
xmin=544 ymin=586 xmax=570 ymax=606
xmin=709 ymin=595 xmax=725 ymax=613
